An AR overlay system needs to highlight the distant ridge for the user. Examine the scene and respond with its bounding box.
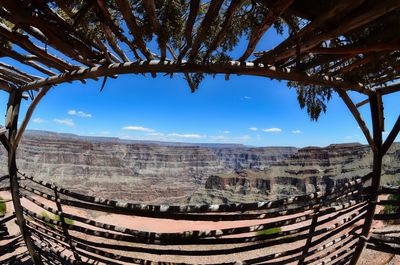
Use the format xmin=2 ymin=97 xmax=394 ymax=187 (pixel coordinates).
xmin=24 ymin=129 xmax=247 ymax=148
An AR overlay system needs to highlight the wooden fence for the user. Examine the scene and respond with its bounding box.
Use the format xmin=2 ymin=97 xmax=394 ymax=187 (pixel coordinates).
xmin=0 ymin=171 xmax=381 ymax=264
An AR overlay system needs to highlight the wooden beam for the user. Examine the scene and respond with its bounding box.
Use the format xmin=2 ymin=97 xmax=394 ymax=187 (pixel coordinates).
xmin=336 ymin=89 xmax=376 ymax=151
xmin=0 ymin=48 xmax=57 ymax=76
xmin=95 ymin=0 xmax=141 ymax=61
xmin=142 ymin=0 xmax=167 ymax=60
xmin=178 ymin=0 xmax=201 ymax=61
xmin=188 ymin=0 xmax=224 ymax=61
xmin=382 ymin=115 xmax=400 ymax=155
xmin=257 ymin=0 xmax=400 ymax=64
xmin=0 ymin=23 xmax=75 ymax=71
xmin=15 ymin=86 xmax=50 ymax=147
xmin=18 ymin=61 xmax=369 ymax=94
xmin=0 ymin=62 xmax=37 ymax=81
xmin=6 ymin=90 xmax=43 ymax=264
xmin=355 ymin=98 xmax=369 ymax=108
xmin=377 ymin=92 xmax=385 ymax=132
xmin=0 ymin=79 xmax=15 ymax=93
xmin=0 ymin=2 xmax=98 ymax=67
xmin=239 ymin=0 xmax=294 ymax=62
xmin=114 ymin=0 xmax=153 ymax=60
xmin=203 ymin=0 xmax=245 ymax=62
xmin=101 ymin=24 xmax=128 ymax=62
xmin=309 ymin=43 xmax=400 ymax=55
xmin=376 ymin=83 xmax=400 ymax=95
xmin=349 ymin=94 xmax=383 ymax=265
xmin=255 ymin=0 xmax=365 ymax=62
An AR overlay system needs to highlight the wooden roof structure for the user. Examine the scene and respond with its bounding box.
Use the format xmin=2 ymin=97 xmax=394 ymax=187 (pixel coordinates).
xmin=0 ymin=0 xmax=399 ymax=264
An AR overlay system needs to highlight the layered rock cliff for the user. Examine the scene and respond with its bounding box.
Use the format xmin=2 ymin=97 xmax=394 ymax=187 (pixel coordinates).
xmin=189 ymin=143 xmax=400 ymax=204
xmin=0 ymin=130 xmax=398 ymax=204
xmin=0 ymin=130 xmax=296 ymax=203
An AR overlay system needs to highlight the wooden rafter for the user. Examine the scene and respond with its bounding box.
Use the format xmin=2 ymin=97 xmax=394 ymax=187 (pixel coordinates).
xmin=114 ymin=0 xmax=153 ymax=60
xmin=177 ymin=0 xmax=200 ymax=61
xmin=143 ymin=0 xmax=167 ymax=60
xmin=254 ymin=0 xmax=365 ymax=62
xmin=18 ymin=61 xmax=368 ymax=95
xmin=95 ymin=0 xmax=141 ymax=61
xmin=0 ymin=2 xmax=98 ymax=67
xmin=309 ymin=43 xmax=400 ymax=55
xmin=0 ymin=48 xmax=57 ymax=77
xmin=239 ymin=0 xmax=294 ymax=62
xmin=203 ymin=0 xmax=245 ymax=62
xmin=0 ymin=23 xmax=75 ymax=71
xmin=257 ymin=0 xmax=400 ymax=64
xmin=101 ymin=24 xmax=128 ymax=63
xmin=336 ymin=89 xmax=376 ymax=151
xmin=188 ymin=0 xmax=224 ymax=61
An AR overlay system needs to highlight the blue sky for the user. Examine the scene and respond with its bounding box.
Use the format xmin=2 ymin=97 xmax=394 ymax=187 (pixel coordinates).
xmin=0 ymin=27 xmax=399 ymax=147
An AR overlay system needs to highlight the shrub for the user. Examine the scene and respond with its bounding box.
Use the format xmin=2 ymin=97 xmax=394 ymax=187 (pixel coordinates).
xmin=40 ymin=211 xmax=74 ymax=227
xmin=256 ymin=227 xmax=282 ymax=236
xmin=384 ymin=180 xmax=400 ymax=215
xmin=0 ymin=196 xmax=6 ymax=216
xmin=53 ymin=214 xmax=74 ymax=225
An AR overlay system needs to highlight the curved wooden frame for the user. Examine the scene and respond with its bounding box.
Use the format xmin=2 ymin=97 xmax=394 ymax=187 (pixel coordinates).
xmin=0 ymin=1 xmax=399 ymax=264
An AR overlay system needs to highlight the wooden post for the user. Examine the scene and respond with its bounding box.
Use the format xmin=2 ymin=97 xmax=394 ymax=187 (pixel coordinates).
xmin=297 ymin=195 xmax=321 ymax=265
xmin=350 ymin=93 xmax=383 ymax=265
xmin=6 ymin=90 xmax=43 ymax=264
xmin=53 ymin=188 xmax=82 ymax=263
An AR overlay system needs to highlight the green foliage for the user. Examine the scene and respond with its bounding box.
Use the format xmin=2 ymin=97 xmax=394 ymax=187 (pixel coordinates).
xmin=0 ymin=196 xmax=7 ymax=216
xmin=256 ymin=227 xmax=282 ymax=236
xmin=384 ymin=180 xmax=400 ymax=214
xmin=41 ymin=211 xmax=74 ymax=228
xmin=288 ymin=81 xmax=333 ymax=121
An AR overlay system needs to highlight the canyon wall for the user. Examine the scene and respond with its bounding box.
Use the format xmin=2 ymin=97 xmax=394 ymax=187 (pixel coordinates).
xmin=0 ymin=131 xmax=296 ymax=203
xmin=0 ymin=130 xmax=399 ymax=204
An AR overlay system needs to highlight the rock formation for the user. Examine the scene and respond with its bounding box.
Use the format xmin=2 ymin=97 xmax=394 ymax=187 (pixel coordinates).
xmin=0 ymin=130 xmax=398 ymax=204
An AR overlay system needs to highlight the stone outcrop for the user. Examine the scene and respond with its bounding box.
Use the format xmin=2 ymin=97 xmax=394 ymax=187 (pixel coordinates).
xmin=189 ymin=143 xmax=400 ymax=204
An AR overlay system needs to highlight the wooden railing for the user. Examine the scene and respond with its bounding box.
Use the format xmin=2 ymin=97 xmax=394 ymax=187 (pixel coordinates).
xmin=0 ymin=172 xmax=376 ymax=264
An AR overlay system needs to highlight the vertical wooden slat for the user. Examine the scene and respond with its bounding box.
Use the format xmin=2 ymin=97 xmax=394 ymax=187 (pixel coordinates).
xmin=382 ymin=115 xmax=400 ymax=155
xmin=298 ymin=197 xmax=321 ymax=264
xmin=53 ymin=188 xmax=82 ymax=263
xmin=349 ymin=93 xmax=383 ymax=265
xmin=7 ymin=90 xmax=43 ymax=264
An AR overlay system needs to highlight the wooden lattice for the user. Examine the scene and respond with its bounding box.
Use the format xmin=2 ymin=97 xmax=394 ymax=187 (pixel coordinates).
xmin=0 ymin=1 xmax=399 ymax=264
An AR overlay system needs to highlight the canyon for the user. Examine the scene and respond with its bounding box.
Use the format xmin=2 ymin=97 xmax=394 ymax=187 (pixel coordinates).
xmin=0 ymin=130 xmax=399 ymax=204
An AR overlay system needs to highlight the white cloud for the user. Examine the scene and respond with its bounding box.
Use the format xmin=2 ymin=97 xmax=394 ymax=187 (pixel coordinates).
xmin=249 ymin=127 xmax=258 ymax=131
xmin=262 ymin=128 xmax=282 ymax=133
xmin=238 ymin=135 xmax=251 ymax=140
xmin=211 ymin=135 xmax=227 ymax=140
xmin=53 ymin=118 xmax=74 ymax=127
xmin=220 ymin=130 xmax=230 ymax=134
xmin=32 ymin=118 xmax=46 ymax=124
xmin=148 ymin=132 xmax=164 ymax=136
xmin=168 ymin=133 xmax=203 ymax=139
xmin=291 ymin=130 xmax=301 ymax=134
xmin=68 ymin=110 xmax=92 ymax=118
xmin=243 ymin=96 xmax=252 ymax=100
xmin=122 ymin=126 xmax=155 ymax=132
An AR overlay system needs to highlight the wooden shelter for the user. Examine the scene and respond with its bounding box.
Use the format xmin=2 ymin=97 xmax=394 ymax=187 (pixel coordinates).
xmin=0 ymin=0 xmax=399 ymax=264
